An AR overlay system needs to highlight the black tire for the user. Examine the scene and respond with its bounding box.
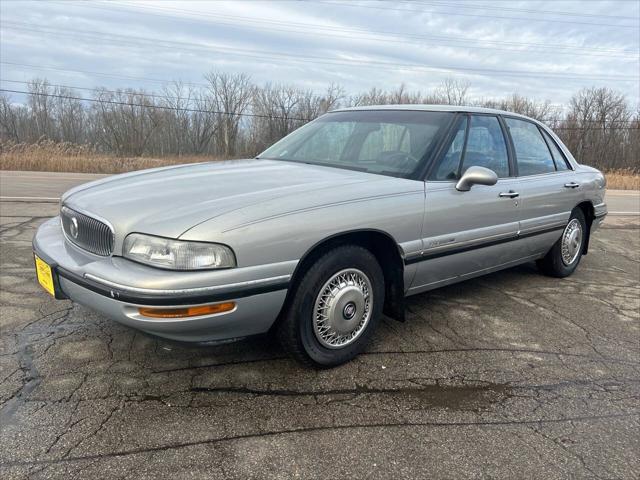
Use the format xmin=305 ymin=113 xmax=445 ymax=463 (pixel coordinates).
xmin=277 ymin=245 xmax=385 ymax=368
xmin=537 ymin=208 xmax=587 ymax=278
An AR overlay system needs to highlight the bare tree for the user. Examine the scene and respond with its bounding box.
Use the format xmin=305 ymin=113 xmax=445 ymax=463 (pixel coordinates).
xmin=0 ymin=94 xmax=20 ymax=142
xmin=2 ymin=72 xmax=636 ymax=174
xmin=28 ymin=79 xmax=57 ymax=141
xmin=53 ymin=87 xmax=85 ymax=144
xmin=158 ymin=81 xmax=193 ymax=155
xmin=204 ymin=72 xmax=253 ymax=156
xmin=560 ymin=87 xmax=633 ymax=169
xmin=92 ymin=88 xmax=162 ymax=156
xmin=434 ymin=78 xmax=470 ymax=105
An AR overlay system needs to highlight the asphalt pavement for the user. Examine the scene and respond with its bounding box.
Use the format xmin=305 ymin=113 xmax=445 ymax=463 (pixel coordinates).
xmin=0 ymin=171 xmax=639 ymax=479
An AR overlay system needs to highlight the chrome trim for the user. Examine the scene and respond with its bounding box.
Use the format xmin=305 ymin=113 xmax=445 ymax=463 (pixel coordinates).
xmin=518 ymin=221 xmax=568 ymax=236
xmin=83 ymin=273 xmax=292 ymax=297
xmin=499 ymin=191 xmax=519 ymax=198
xmin=516 ymin=170 xmax=576 ymax=180
xmin=62 ymin=204 xmax=116 ymax=235
xmin=61 ymin=206 xmax=114 ymax=256
xmin=406 ymin=223 xmax=564 ymax=265
xmin=423 ymin=230 xmax=516 ymax=255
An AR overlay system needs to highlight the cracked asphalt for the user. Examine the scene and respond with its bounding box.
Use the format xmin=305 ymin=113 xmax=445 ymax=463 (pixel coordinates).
xmin=1 ymin=200 xmax=638 ymax=479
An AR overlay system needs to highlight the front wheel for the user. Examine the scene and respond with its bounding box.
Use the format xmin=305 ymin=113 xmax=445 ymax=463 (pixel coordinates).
xmin=537 ymin=208 xmax=587 ymax=278
xmin=277 ymin=245 xmax=385 ymax=368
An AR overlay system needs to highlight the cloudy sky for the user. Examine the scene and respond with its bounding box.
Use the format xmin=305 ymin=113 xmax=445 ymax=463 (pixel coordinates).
xmin=1 ymin=0 xmax=638 ymax=108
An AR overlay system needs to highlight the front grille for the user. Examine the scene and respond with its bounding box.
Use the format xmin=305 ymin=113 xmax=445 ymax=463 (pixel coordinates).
xmin=61 ymin=206 xmax=114 ymax=256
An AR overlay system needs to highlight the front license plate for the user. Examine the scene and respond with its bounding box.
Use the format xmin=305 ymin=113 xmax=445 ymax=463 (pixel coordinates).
xmin=34 ymin=254 xmax=55 ymax=297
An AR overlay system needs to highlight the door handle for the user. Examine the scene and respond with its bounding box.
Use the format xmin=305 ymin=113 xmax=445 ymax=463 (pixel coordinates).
xmin=499 ymin=191 xmax=519 ymax=198
xmin=564 ymin=182 xmax=580 ymax=189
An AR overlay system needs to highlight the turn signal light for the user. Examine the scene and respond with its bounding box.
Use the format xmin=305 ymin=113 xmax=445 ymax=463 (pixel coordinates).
xmin=139 ymin=302 xmax=236 ymax=319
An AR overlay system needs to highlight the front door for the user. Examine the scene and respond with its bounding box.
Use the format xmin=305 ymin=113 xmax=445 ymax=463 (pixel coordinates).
xmin=408 ymin=114 xmax=523 ymax=294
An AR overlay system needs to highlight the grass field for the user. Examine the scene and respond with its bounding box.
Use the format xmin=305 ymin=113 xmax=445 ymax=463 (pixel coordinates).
xmin=603 ymin=170 xmax=640 ymax=190
xmin=0 ymin=141 xmax=218 ymax=174
xmin=1 ymin=141 xmax=638 ymax=189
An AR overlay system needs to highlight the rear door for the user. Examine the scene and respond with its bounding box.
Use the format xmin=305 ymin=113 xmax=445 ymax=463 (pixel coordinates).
xmin=503 ymin=117 xmax=578 ymax=256
xmin=409 ymin=114 xmax=522 ymax=293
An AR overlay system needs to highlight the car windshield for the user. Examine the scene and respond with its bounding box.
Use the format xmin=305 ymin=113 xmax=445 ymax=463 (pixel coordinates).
xmin=258 ymin=110 xmax=455 ymax=179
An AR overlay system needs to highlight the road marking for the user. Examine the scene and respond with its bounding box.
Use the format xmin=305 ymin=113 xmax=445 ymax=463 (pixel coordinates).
xmin=608 ymin=211 xmax=640 ymax=216
xmin=0 ymin=196 xmax=60 ymax=201
xmin=0 ymin=175 xmax=101 ymax=180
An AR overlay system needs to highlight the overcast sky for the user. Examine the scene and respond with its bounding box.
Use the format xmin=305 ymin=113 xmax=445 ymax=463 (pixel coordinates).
xmin=1 ymin=0 xmax=638 ymax=109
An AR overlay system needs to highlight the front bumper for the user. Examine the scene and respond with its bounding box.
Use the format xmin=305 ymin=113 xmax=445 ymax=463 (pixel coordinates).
xmin=593 ymin=202 xmax=608 ymax=231
xmin=33 ymin=217 xmax=293 ymax=342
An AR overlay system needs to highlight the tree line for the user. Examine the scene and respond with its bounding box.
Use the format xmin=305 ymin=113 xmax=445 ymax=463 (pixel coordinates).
xmin=0 ymin=74 xmax=638 ymax=171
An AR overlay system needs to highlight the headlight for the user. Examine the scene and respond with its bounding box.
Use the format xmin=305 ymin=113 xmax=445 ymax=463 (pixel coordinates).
xmin=123 ymin=233 xmax=236 ymax=270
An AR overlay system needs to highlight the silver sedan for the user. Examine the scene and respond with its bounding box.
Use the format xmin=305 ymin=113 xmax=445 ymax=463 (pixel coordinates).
xmin=33 ymin=105 xmax=608 ymax=367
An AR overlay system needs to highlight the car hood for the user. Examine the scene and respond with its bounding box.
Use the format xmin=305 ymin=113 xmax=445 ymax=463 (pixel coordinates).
xmin=63 ymin=159 xmax=386 ymax=239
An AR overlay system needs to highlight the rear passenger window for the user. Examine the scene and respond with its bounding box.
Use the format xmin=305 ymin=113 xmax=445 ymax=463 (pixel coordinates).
xmin=505 ymin=118 xmax=556 ymax=176
xmin=542 ymin=130 xmax=570 ymax=171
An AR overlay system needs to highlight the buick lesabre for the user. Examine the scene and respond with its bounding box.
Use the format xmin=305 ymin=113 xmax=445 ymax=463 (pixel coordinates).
xmin=33 ymin=105 xmax=608 ymax=367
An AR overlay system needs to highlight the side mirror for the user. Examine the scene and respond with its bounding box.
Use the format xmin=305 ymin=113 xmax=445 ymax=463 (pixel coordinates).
xmin=455 ymin=166 xmax=498 ymax=191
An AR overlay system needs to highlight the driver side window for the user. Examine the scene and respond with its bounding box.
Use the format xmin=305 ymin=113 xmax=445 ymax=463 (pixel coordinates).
xmin=430 ymin=115 xmax=509 ymax=180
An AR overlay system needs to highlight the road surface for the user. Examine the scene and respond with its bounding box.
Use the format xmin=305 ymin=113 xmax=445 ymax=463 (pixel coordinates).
xmin=1 ymin=170 xmax=638 ymax=215
xmin=1 ymin=170 xmax=639 ymax=479
xmin=0 ymin=199 xmax=638 ymax=479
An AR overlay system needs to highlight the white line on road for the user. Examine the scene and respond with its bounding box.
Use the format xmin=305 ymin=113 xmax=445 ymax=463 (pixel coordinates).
xmin=609 ymin=211 xmax=640 ymax=216
xmin=0 ymin=196 xmax=60 ymax=201
xmin=0 ymin=174 xmax=103 ymax=180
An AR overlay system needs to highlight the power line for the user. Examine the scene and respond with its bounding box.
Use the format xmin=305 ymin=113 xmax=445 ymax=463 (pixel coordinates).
xmin=3 ymin=22 xmax=637 ymax=82
xmin=48 ymin=0 xmax=640 ymax=28
xmin=1 ymin=61 xmax=211 ymax=89
xmin=0 ymin=88 xmax=314 ymax=122
xmin=319 ymin=0 xmax=640 ymax=28
xmin=0 ymin=79 xmax=196 ymax=102
xmin=400 ymin=1 xmax=639 ymax=22
xmin=58 ymin=1 xmax=639 ymax=58
xmin=0 ymin=78 xmax=298 ymax=111
xmin=3 ymin=87 xmax=637 ymax=128
xmin=102 ymin=1 xmax=640 ymax=55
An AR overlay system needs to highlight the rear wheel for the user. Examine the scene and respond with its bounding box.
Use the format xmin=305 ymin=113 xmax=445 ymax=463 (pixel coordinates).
xmin=537 ymin=208 xmax=586 ymax=278
xmin=277 ymin=245 xmax=384 ymax=368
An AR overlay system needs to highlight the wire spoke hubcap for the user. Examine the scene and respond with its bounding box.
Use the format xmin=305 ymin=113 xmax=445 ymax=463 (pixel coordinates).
xmin=561 ymin=218 xmax=583 ymax=266
xmin=313 ymin=268 xmax=373 ymax=349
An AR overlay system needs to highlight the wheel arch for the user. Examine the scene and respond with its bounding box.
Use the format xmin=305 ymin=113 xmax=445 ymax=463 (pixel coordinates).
xmin=277 ymin=229 xmax=407 ymax=324
xmin=574 ymin=201 xmax=595 ymax=255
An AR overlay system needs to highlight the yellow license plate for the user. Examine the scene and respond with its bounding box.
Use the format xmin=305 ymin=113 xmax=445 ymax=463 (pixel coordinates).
xmin=34 ymin=254 xmax=55 ymax=297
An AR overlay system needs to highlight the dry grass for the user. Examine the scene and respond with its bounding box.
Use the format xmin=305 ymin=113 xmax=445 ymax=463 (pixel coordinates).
xmin=0 ymin=141 xmax=219 ymax=174
xmin=605 ymin=169 xmax=640 ymax=190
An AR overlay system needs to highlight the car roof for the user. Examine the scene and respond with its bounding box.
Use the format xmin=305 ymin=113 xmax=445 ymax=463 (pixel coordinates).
xmin=331 ymin=104 xmax=533 ymax=120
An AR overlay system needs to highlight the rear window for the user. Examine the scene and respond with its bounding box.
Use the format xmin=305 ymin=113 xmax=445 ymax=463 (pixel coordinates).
xmin=542 ymin=130 xmax=570 ymax=171
xmin=505 ymin=117 xmax=556 ymax=176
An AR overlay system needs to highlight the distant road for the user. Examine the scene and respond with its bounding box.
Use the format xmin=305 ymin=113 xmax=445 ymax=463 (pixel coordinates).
xmin=1 ymin=170 xmax=638 ymax=215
